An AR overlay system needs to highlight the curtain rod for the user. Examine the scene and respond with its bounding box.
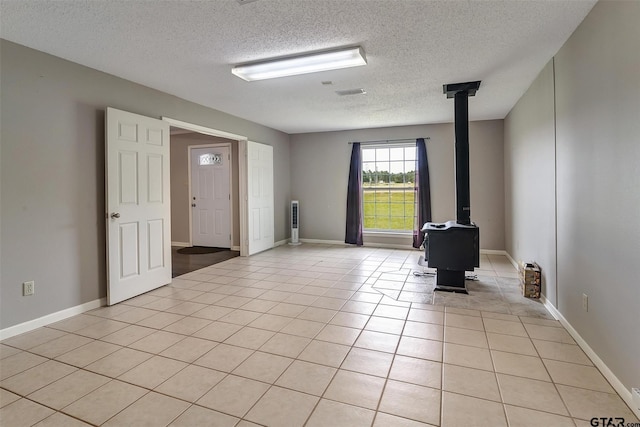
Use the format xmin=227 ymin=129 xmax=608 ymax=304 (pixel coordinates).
xmin=348 ymin=137 xmax=430 ymax=145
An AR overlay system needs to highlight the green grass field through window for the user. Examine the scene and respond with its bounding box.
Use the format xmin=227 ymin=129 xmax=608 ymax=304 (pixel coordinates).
xmin=363 ymin=187 xmax=415 ymax=231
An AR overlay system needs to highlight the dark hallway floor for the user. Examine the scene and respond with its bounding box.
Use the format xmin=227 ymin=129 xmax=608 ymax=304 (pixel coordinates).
xmin=171 ymin=246 xmax=240 ymax=277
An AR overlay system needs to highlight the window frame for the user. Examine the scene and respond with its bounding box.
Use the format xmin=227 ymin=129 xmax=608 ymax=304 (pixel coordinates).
xmin=361 ymin=143 xmax=417 ymax=235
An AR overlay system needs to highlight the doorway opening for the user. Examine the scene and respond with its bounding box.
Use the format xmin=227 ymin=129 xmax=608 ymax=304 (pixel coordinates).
xmin=164 ymin=116 xmax=276 ymax=259
xmin=168 ymin=125 xmax=241 ymax=276
xmin=171 ymin=246 xmax=239 ymax=277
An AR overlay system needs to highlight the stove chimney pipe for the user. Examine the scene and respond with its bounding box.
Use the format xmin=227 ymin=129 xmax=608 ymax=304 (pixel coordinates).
xmin=443 ymin=81 xmax=481 ymax=225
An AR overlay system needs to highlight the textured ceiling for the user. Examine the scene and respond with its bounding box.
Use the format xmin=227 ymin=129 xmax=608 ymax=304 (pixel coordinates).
xmin=0 ymin=0 xmax=596 ymax=134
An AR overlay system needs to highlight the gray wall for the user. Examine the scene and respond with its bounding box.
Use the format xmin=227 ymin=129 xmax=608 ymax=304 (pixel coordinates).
xmin=0 ymin=40 xmax=290 ymax=329
xmin=504 ymin=60 xmax=557 ymax=304
xmin=504 ymin=0 xmax=640 ymax=393
xmin=170 ymin=133 xmax=240 ymax=247
xmin=290 ymin=120 xmax=505 ymax=250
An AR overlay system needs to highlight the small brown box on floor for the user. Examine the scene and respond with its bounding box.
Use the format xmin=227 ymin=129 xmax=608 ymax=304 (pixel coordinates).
xmin=521 ymin=283 xmax=541 ymax=298
xmin=519 ymin=261 xmax=541 ymax=298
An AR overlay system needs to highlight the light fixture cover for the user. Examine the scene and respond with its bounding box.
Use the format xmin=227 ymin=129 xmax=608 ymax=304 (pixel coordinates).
xmin=232 ymin=46 xmax=366 ymax=81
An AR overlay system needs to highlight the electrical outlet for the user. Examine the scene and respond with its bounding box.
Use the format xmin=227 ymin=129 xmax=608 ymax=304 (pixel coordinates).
xmin=23 ymin=281 xmax=35 ymax=296
xmin=582 ymin=293 xmax=588 ymax=312
xmin=632 ymin=387 xmax=640 ymax=409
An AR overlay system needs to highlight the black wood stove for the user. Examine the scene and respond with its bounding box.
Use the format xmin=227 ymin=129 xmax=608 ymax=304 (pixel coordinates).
xmin=423 ymin=81 xmax=481 ymax=293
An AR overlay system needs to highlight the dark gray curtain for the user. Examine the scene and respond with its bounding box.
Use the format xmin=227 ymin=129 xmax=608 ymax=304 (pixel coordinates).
xmin=345 ymin=142 xmax=363 ymax=246
xmin=413 ymin=138 xmax=432 ymax=248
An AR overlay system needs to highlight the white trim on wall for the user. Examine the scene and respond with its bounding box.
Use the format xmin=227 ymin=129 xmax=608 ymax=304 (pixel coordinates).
xmin=238 ymin=140 xmax=248 ymax=256
xmin=296 ymin=239 xmax=511 ymax=253
xmin=480 ymin=249 xmax=507 ymax=255
xmin=363 ymin=242 xmax=418 ymax=250
xmin=540 ymin=294 xmax=640 ymax=419
xmin=162 ymin=117 xmax=246 ymax=141
xmin=299 ymin=238 xmax=400 ymax=250
xmin=299 ymin=238 xmax=349 ymax=246
xmin=504 ymin=251 xmax=519 ymax=269
xmin=298 ymin=238 xmax=418 ymax=250
xmin=275 ymin=239 xmax=289 ymax=247
xmin=0 ymin=298 xmax=106 ymax=340
xmin=171 ymin=241 xmax=190 ymax=247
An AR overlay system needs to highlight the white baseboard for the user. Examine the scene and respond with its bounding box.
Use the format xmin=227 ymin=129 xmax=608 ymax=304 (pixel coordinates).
xmin=539 ymin=294 xmax=560 ymax=322
xmin=274 ymin=239 xmax=289 ymax=247
xmin=503 ymin=251 xmax=519 ymax=269
xmin=297 ymin=238 xmax=413 ymax=250
xmin=297 ymin=240 xmax=510 ymax=252
xmin=363 ymin=242 xmax=417 ymax=250
xmin=232 ymin=245 xmax=241 ymax=251
xmin=0 ymin=298 xmax=106 ymax=341
xmin=299 ymin=238 xmax=344 ymax=245
xmin=540 ymin=294 xmax=640 ymax=419
xmin=480 ymin=249 xmax=507 ymax=255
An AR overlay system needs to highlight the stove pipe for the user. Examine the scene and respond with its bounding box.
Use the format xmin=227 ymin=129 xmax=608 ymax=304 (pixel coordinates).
xmin=443 ymin=81 xmax=481 ymax=225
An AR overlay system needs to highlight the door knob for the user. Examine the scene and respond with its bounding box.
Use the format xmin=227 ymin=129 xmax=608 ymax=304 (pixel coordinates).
xmin=110 ymin=212 xmax=120 ymax=219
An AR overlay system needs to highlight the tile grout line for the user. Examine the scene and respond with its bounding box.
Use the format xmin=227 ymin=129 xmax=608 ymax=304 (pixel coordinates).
xmin=3 ymin=246 xmax=630 ymax=426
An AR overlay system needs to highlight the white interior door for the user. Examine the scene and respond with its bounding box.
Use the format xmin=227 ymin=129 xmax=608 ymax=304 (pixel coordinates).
xmin=191 ymin=146 xmax=231 ymax=248
xmin=106 ymin=107 xmax=171 ymax=305
xmin=247 ymin=141 xmax=274 ymax=255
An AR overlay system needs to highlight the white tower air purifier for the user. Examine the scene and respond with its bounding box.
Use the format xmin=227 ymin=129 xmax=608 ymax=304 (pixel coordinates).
xmin=289 ymin=200 xmax=301 ymax=245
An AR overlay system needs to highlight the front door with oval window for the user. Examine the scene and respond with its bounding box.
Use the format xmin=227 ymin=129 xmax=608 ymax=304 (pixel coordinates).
xmin=190 ymin=146 xmax=231 ymax=248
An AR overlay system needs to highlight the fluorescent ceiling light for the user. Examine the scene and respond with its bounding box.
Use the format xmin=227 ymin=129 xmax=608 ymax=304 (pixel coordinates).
xmin=232 ymin=46 xmax=366 ymax=81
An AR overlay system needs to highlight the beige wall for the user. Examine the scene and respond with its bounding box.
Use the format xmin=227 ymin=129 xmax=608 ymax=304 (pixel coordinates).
xmin=170 ymin=133 xmax=240 ymax=247
xmin=0 ymin=40 xmax=290 ymax=329
xmin=290 ymin=120 xmax=505 ymax=250
xmin=504 ymin=0 xmax=640 ymax=395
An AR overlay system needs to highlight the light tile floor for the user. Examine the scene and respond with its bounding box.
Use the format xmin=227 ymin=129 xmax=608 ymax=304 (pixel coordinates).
xmin=1 ymin=244 xmax=638 ymax=426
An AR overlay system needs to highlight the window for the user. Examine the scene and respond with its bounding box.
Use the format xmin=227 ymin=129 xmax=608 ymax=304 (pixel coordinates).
xmin=362 ymin=144 xmax=416 ymax=232
xmin=199 ymin=153 xmax=223 ymax=165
